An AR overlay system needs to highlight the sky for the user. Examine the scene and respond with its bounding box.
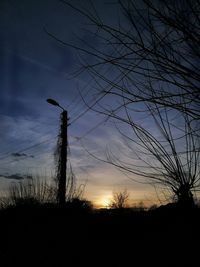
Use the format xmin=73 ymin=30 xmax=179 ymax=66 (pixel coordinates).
xmin=0 ymin=0 xmax=165 ymax=208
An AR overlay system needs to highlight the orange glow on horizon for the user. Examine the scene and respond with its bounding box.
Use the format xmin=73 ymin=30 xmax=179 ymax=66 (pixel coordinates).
xmin=93 ymin=194 xmax=113 ymax=209
xmin=92 ymin=196 xmax=160 ymax=209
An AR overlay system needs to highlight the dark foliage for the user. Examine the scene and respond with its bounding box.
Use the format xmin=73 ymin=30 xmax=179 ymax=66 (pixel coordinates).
xmin=0 ymin=203 xmax=199 ymax=266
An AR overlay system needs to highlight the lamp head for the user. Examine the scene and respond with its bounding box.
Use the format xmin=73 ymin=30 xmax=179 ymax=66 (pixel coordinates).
xmin=46 ymin=98 xmax=60 ymax=107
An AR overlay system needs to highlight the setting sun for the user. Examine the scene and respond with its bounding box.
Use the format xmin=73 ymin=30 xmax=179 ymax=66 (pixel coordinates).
xmin=95 ymin=194 xmax=113 ymax=208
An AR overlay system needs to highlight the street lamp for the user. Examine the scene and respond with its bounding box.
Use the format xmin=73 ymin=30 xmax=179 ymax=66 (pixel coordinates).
xmin=46 ymin=98 xmax=65 ymax=111
xmin=46 ymin=98 xmax=68 ymax=207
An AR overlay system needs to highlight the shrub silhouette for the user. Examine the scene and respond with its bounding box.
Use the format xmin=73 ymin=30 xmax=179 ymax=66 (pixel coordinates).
xmin=66 ymin=197 xmax=93 ymax=213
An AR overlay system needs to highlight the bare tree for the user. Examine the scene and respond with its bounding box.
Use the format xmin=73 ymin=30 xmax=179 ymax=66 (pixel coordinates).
xmin=109 ymin=189 xmax=129 ymax=209
xmin=56 ymin=0 xmax=200 ymax=121
xmin=106 ymin=105 xmax=200 ymax=207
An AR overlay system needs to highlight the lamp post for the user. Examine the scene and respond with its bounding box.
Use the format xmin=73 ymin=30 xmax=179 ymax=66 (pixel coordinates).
xmin=47 ymin=98 xmax=68 ymax=207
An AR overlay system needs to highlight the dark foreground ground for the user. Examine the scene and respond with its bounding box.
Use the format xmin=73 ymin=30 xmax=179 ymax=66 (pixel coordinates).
xmin=0 ymin=203 xmax=199 ymax=267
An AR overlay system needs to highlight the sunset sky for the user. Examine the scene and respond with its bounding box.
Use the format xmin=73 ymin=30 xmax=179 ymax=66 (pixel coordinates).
xmin=0 ymin=0 xmax=168 ymax=208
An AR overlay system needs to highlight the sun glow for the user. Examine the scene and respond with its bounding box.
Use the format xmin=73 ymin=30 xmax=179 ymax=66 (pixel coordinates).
xmin=95 ymin=194 xmax=113 ymax=208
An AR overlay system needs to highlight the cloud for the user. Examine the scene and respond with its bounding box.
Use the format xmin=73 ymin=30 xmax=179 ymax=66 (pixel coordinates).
xmin=0 ymin=173 xmax=25 ymax=180
xmin=11 ymin=153 xmax=34 ymax=158
xmin=0 ymin=173 xmax=34 ymax=180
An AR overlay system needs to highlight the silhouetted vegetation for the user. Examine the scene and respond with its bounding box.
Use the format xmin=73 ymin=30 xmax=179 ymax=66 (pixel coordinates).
xmin=61 ymin=0 xmax=200 ymax=120
xmin=109 ymin=189 xmax=129 ymax=209
xmin=0 ymin=175 xmax=199 ymax=267
xmin=108 ymin=108 xmax=199 ymax=207
xmin=65 ymin=197 xmax=93 ymax=214
xmin=0 ymin=197 xmax=199 ymax=266
xmin=0 ymin=176 xmax=56 ymax=209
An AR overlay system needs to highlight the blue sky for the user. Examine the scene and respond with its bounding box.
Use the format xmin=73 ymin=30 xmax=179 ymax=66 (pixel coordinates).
xmin=0 ymin=0 xmax=173 ymax=207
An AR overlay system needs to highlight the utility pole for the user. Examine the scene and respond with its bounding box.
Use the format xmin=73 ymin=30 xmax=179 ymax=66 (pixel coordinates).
xmin=58 ymin=109 xmax=68 ymax=207
xmin=46 ymin=99 xmax=68 ymax=208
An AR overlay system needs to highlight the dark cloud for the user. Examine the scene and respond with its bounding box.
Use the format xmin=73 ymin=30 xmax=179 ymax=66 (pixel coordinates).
xmin=0 ymin=174 xmax=25 ymax=180
xmin=0 ymin=173 xmax=33 ymax=180
xmin=11 ymin=153 xmax=27 ymax=157
xmin=11 ymin=153 xmax=34 ymax=158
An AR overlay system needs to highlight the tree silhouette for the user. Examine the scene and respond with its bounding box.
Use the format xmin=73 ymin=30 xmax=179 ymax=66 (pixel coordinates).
xmin=59 ymin=0 xmax=200 ymax=121
xmin=106 ymin=106 xmax=199 ymax=207
xmin=109 ymin=189 xmax=129 ymax=209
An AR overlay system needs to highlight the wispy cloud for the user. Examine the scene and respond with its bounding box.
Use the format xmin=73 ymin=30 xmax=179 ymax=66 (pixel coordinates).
xmin=11 ymin=152 xmax=34 ymax=158
xmin=0 ymin=173 xmax=32 ymax=180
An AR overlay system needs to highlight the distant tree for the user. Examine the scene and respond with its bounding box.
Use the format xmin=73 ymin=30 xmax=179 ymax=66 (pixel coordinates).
xmin=110 ymin=189 xmax=129 ymax=209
